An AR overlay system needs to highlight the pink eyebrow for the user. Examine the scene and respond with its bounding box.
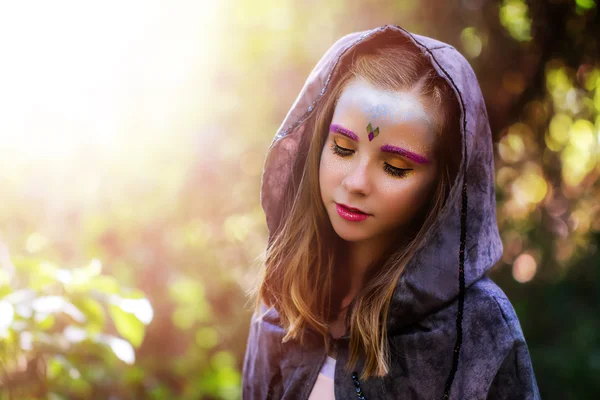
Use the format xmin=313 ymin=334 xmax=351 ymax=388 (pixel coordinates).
xmin=330 ymin=124 xmax=359 ymax=141
xmin=381 ymin=144 xmax=430 ymax=164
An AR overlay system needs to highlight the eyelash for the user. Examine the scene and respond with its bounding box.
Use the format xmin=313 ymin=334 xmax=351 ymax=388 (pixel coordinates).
xmin=330 ymin=141 xmax=412 ymax=179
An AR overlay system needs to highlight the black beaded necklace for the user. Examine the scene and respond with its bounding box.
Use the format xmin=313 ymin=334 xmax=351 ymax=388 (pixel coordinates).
xmin=351 ymin=371 xmax=366 ymax=399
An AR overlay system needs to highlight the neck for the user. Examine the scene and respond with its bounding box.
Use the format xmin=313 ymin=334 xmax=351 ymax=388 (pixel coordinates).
xmin=343 ymin=233 xmax=395 ymax=291
xmin=329 ymin=237 xmax=388 ymax=317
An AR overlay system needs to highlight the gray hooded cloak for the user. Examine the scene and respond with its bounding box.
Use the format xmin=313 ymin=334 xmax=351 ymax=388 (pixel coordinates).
xmin=242 ymin=24 xmax=541 ymax=400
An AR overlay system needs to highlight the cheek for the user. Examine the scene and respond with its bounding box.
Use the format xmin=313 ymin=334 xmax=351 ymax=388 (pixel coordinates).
xmin=377 ymin=178 xmax=435 ymax=219
xmin=319 ymin=151 xmax=331 ymax=199
xmin=319 ymin=150 xmax=345 ymax=193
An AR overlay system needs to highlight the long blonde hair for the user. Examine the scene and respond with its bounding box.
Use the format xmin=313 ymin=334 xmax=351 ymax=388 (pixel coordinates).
xmin=248 ymin=43 xmax=462 ymax=380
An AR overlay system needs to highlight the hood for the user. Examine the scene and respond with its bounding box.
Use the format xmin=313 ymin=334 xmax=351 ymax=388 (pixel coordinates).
xmin=259 ymin=24 xmax=504 ymax=392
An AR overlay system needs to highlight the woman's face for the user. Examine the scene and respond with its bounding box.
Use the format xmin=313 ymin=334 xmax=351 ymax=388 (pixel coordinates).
xmin=319 ymin=77 xmax=439 ymax=244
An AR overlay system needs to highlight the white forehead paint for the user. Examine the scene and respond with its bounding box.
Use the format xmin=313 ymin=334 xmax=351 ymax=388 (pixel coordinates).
xmin=362 ymin=93 xmax=434 ymax=127
xmin=337 ymin=78 xmax=437 ymax=139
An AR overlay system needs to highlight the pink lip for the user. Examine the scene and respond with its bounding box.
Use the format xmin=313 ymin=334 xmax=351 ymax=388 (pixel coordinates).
xmin=336 ymin=203 xmax=370 ymax=222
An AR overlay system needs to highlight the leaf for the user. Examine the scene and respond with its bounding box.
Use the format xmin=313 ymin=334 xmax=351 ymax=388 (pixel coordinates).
xmin=107 ymin=335 xmax=135 ymax=365
xmin=109 ymin=304 xmax=145 ymax=348
xmin=73 ymin=297 xmax=106 ymax=333
xmin=31 ymin=296 xmax=86 ymax=323
xmin=117 ymin=297 xmax=153 ymax=325
xmin=0 ymin=300 xmax=14 ymax=333
xmin=36 ymin=314 xmax=56 ymax=330
xmin=90 ymin=275 xmax=120 ymax=294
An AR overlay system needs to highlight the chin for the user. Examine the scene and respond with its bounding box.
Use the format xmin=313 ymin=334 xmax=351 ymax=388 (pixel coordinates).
xmin=329 ymin=216 xmax=374 ymax=242
xmin=333 ymin=229 xmax=371 ymax=243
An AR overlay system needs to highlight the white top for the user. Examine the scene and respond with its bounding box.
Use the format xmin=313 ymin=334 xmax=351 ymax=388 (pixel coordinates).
xmin=308 ymin=355 xmax=336 ymax=399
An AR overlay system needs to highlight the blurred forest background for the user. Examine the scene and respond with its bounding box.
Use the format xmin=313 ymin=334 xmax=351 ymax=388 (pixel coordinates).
xmin=0 ymin=0 xmax=598 ymax=399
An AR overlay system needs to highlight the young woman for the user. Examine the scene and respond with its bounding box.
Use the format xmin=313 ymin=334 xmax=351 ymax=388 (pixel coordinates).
xmin=242 ymin=24 xmax=541 ymax=399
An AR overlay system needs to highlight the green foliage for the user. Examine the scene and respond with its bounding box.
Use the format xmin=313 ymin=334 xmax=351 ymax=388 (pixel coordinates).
xmin=0 ymin=258 xmax=153 ymax=399
xmin=499 ymin=0 xmax=533 ymax=41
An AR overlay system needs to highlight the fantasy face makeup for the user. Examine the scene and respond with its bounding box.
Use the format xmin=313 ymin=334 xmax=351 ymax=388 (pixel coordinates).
xmin=320 ymin=77 xmax=439 ymax=247
xmin=367 ymin=123 xmax=379 ymax=141
xmin=328 ymin=123 xmax=431 ymax=165
xmin=335 ymin=203 xmax=370 ymax=222
xmin=380 ymin=144 xmax=430 ymax=165
xmin=362 ymin=96 xmax=434 ymax=128
xmin=330 ymin=124 xmax=358 ymax=141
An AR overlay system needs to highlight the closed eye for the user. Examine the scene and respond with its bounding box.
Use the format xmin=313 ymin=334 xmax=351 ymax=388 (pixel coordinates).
xmin=384 ymin=163 xmax=412 ymax=178
xmin=330 ymin=141 xmax=413 ymax=179
xmin=330 ymin=141 xmax=354 ymax=157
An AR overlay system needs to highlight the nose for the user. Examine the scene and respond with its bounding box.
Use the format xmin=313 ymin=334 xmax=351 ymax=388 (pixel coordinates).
xmin=342 ymin=160 xmax=371 ymax=195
